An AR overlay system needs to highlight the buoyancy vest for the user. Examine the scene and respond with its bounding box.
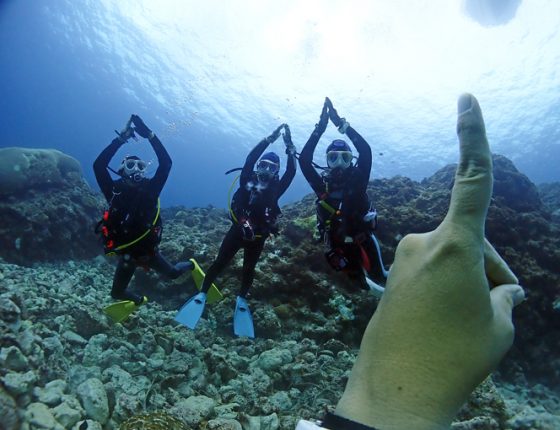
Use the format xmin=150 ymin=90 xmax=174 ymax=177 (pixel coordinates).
xmin=230 ymin=173 xmax=281 ymax=236
xmin=95 ymin=179 xmax=162 ymax=255
xmin=316 ymin=167 xmax=371 ymax=242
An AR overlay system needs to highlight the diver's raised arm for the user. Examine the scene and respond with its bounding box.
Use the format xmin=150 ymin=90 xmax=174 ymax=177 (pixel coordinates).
xmin=241 ymin=124 xmax=284 ymax=184
xmin=299 ymin=100 xmax=329 ymax=195
xmin=327 ymin=99 xmax=372 ymax=180
xmin=131 ymin=114 xmax=171 ymax=194
xmin=93 ymin=117 xmax=134 ymax=200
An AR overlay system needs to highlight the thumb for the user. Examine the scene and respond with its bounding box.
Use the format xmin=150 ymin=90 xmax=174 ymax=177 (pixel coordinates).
xmin=490 ymin=283 xmax=525 ymax=332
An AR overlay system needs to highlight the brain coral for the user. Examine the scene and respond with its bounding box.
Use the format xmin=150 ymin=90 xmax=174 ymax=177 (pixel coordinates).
xmin=0 ymin=147 xmax=103 ymax=264
xmin=0 ymin=147 xmax=82 ymax=196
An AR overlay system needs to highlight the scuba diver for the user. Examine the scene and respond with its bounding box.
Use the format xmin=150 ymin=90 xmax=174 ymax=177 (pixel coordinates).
xmin=175 ymin=123 xmax=297 ymax=338
xmin=93 ymin=114 xmax=193 ymax=323
xmin=299 ymin=98 xmax=388 ymax=296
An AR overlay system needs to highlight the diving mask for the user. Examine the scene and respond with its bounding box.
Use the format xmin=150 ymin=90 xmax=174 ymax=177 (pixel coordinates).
xmin=326 ymin=151 xmax=353 ymax=169
xmin=121 ymin=157 xmax=147 ymax=182
xmin=256 ymin=159 xmax=279 ymax=181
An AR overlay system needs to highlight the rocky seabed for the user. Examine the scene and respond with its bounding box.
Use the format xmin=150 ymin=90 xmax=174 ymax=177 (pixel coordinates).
xmin=1 ymin=257 xmax=559 ymax=430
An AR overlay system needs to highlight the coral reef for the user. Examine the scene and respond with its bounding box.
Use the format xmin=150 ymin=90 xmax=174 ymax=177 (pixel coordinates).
xmin=0 ymin=147 xmax=104 ymax=265
xmin=538 ymin=182 xmax=560 ymax=223
xmin=0 ymin=152 xmax=558 ymax=429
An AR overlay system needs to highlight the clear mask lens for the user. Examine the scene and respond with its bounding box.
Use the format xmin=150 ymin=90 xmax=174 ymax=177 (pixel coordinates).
xmin=327 ymin=151 xmax=353 ymax=168
xmin=257 ymin=160 xmax=279 ymax=174
xmin=125 ymin=160 xmax=147 ymax=171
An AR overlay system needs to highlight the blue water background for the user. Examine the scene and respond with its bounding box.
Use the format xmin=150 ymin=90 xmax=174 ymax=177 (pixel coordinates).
xmin=1 ymin=0 xmax=559 ymax=208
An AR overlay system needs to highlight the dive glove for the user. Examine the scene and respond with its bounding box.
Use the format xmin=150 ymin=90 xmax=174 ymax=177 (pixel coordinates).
xmin=131 ymin=114 xmax=153 ymax=138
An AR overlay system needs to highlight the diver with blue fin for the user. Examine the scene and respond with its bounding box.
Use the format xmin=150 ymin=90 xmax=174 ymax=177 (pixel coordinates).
xmin=94 ymin=115 xmax=194 ymax=323
xmin=175 ymin=124 xmax=297 ymax=337
xmin=299 ymin=98 xmax=389 ymax=296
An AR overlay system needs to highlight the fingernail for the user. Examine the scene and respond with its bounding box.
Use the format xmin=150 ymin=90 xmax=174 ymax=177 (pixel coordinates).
xmin=458 ymin=94 xmax=472 ymax=114
xmin=512 ymin=286 xmax=526 ymax=306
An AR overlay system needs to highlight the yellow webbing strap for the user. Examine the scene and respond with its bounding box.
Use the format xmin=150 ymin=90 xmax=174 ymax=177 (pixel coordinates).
xmin=108 ymin=198 xmax=161 ymax=255
xmin=228 ymin=175 xmax=241 ymax=224
xmin=319 ymin=199 xmax=337 ymax=215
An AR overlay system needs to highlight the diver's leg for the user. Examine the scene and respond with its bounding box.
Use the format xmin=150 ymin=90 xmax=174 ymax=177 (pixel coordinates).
xmin=111 ymin=256 xmax=144 ymax=304
xmin=239 ymin=237 xmax=266 ymax=298
xmin=201 ymin=226 xmax=243 ymax=293
xmin=148 ymin=250 xmax=193 ymax=279
xmin=362 ymin=232 xmax=389 ymax=284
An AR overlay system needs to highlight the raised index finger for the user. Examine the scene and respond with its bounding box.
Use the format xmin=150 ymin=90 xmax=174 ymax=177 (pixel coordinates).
xmin=444 ymin=93 xmax=493 ymax=238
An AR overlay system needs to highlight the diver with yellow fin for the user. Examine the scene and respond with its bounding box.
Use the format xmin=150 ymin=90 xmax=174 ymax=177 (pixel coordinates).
xmin=175 ymin=124 xmax=297 ymax=337
xmin=94 ymin=115 xmax=195 ymax=323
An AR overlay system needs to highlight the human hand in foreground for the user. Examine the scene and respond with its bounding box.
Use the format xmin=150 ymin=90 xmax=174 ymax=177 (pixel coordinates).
xmin=130 ymin=114 xmax=153 ymax=138
xmin=334 ymin=94 xmax=525 ymax=430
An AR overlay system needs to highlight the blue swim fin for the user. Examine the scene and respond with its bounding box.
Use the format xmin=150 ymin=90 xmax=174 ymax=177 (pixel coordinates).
xmin=175 ymin=292 xmax=207 ymax=329
xmin=233 ymin=296 xmax=254 ymax=338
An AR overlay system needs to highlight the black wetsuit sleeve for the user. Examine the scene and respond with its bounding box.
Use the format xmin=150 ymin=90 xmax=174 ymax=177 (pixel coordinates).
xmin=346 ymin=126 xmax=372 ymax=184
xmin=299 ymin=127 xmax=325 ymax=196
xmin=277 ymin=152 xmax=296 ymax=198
xmin=240 ymin=138 xmax=270 ymax=187
xmin=148 ymin=134 xmax=172 ymax=195
xmin=93 ymin=137 xmax=123 ymax=202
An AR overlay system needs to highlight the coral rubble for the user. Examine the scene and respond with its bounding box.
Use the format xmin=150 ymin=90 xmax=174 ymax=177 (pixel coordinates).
xmin=0 ymin=152 xmax=558 ymax=429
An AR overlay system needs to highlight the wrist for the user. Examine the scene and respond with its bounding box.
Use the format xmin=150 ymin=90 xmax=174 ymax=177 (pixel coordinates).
xmin=338 ymin=119 xmax=350 ymax=134
xmin=148 ymin=131 xmax=155 ymax=140
xmin=335 ymin=350 xmax=454 ymax=430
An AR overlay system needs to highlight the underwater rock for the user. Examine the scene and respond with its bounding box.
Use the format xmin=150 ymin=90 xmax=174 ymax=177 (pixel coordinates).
xmin=0 ymin=147 xmax=81 ymax=196
xmin=2 ymin=370 xmax=38 ymax=396
xmin=505 ymin=408 xmax=560 ymax=429
xmin=421 ymin=154 xmax=543 ymax=213
xmin=0 ymin=147 xmax=104 ymax=265
xmin=0 ymin=385 xmax=19 ymax=430
xmin=33 ymin=379 xmax=67 ymax=406
xmin=24 ymin=402 xmax=62 ymax=429
xmin=239 ymin=412 xmax=280 ymax=430
xmin=207 ymin=417 xmax=243 ymax=430
xmin=492 ymin=154 xmax=543 ymax=212
xmin=538 ymin=182 xmax=560 ymax=223
xmin=77 ymin=377 xmax=110 ymax=424
xmin=0 ymin=296 xmax=22 ymax=329
xmin=455 ymin=378 xmax=509 ymax=427
xmin=253 ymin=348 xmax=293 ymax=371
xmin=82 ymin=334 xmax=109 ymax=366
xmin=0 ymin=345 xmax=29 ymax=371
xmin=170 ymin=395 xmax=217 ymax=427
xmin=52 ymin=398 xmax=84 ymax=428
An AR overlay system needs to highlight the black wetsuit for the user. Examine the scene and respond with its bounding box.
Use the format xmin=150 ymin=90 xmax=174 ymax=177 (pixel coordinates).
xmin=299 ymin=125 xmax=387 ymax=285
xmin=201 ymin=138 xmax=297 ymax=298
xmin=93 ymin=134 xmax=189 ymax=304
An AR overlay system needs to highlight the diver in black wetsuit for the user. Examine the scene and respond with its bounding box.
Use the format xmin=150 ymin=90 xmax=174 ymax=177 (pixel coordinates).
xmin=176 ymin=123 xmax=297 ymax=336
xmin=93 ymin=115 xmax=192 ymax=305
xmin=299 ymin=98 xmax=388 ymax=294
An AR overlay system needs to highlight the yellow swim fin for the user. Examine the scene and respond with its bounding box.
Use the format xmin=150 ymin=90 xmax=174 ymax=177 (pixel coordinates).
xmin=103 ymin=296 xmax=148 ymax=323
xmin=190 ymin=258 xmax=223 ymax=304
